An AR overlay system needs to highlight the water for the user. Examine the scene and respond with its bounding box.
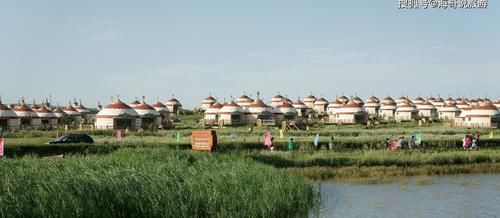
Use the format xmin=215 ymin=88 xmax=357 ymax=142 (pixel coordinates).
xmin=313 ymin=174 xmax=500 ymax=218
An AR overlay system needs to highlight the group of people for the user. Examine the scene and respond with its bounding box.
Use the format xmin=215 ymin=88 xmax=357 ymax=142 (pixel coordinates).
xmin=386 ymin=133 xmax=423 ymax=151
xmin=462 ymin=134 xmax=480 ymax=149
xmin=264 ymin=137 xmax=296 ymax=151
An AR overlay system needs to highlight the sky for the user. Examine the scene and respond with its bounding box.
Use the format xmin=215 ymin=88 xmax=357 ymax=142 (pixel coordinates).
xmin=1 ymin=0 xmax=499 ymax=108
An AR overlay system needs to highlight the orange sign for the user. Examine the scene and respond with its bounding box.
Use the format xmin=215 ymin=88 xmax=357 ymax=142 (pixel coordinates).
xmin=191 ymin=130 xmax=217 ymax=151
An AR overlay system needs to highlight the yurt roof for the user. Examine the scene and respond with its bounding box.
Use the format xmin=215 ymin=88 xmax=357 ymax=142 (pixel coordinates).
xmin=209 ymin=102 xmax=224 ymax=109
xmin=237 ymin=95 xmax=253 ymax=102
xmin=337 ymin=95 xmax=349 ymax=103
xmin=396 ymin=102 xmax=417 ymax=112
xmin=352 ymin=96 xmax=363 ymax=103
xmin=304 ymin=95 xmax=317 ymax=101
xmin=341 ymin=100 xmax=362 ymax=109
xmin=205 ymin=103 xmax=223 ymax=114
xmin=133 ymin=102 xmax=160 ymax=117
xmin=13 ymin=100 xmax=38 ymax=118
xmin=336 ymin=100 xmax=366 ymax=114
xmin=413 ymin=97 xmax=425 ymax=102
xmin=166 ymin=98 xmax=182 ymax=106
xmin=416 ymin=101 xmax=436 ymax=110
xmin=314 ymin=97 xmax=329 ymax=105
xmin=96 ymin=100 xmax=140 ymax=118
xmin=466 ymin=103 xmax=499 ymax=117
xmin=271 ymin=94 xmax=284 ymax=101
xmin=204 ymin=96 xmax=216 ymax=101
xmin=439 ymin=104 xmax=460 ymax=112
xmin=368 ymin=96 xmax=380 ymax=102
xmin=328 ymin=99 xmax=343 ymax=107
xmin=151 ymin=101 xmax=169 ymax=113
xmin=292 ymin=99 xmax=308 ymax=109
xmin=0 ymin=100 xmax=17 ymax=119
xmin=249 ymin=99 xmax=269 ymax=108
xmin=130 ymin=100 xmax=141 ymax=105
xmin=219 ymin=101 xmax=242 ymax=114
xmin=36 ymin=106 xmax=56 ymax=118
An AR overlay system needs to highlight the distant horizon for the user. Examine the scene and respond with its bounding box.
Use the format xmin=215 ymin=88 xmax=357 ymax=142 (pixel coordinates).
xmin=1 ymin=1 xmax=499 ymax=108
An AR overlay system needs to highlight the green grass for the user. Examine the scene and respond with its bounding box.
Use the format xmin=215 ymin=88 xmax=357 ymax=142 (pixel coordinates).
xmin=0 ymin=148 xmax=318 ymax=217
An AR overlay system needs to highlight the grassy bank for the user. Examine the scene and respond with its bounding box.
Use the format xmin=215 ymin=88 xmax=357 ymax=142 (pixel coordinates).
xmin=287 ymin=163 xmax=500 ymax=183
xmin=0 ymin=148 xmax=317 ymax=217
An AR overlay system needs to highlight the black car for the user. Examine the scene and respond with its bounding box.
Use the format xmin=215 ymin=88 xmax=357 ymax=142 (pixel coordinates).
xmin=49 ymin=134 xmax=94 ymax=144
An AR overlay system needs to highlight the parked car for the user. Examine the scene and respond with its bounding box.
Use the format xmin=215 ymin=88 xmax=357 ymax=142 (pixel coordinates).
xmin=49 ymin=134 xmax=94 ymax=144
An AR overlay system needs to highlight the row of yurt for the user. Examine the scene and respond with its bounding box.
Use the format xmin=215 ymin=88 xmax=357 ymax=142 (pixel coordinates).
xmin=454 ymin=103 xmax=500 ymax=128
xmin=94 ymin=98 xmax=172 ymax=130
xmin=0 ymin=99 xmax=65 ymax=130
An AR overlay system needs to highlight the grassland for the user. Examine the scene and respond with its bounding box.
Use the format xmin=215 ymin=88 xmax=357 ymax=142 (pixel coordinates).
xmin=0 ymin=148 xmax=318 ymax=217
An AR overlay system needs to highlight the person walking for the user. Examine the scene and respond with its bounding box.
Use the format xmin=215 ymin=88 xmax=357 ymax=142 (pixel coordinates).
xmin=328 ymin=136 xmax=334 ymax=150
xmin=408 ymin=135 xmax=415 ymax=149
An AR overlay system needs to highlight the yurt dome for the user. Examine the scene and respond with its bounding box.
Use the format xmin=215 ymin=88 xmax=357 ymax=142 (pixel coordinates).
xmin=248 ymin=99 xmax=272 ymax=114
xmin=304 ymin=95 xmax=317 ymax=107
xmin=74 ymin=101 xmax=90 ymax=114
xmin=396 ymin=102 xmax=417 ymax=113
xmin=63 ymin=104 xmax=81 ymax=116
xmin=35 ymin=106 xmax=56 ymax=119
xmin=205 ymin=102 xmax=223 ymax=115
xmin=415 ymin=101 xmax=436 ymax=111
xmin=337 ymin=100 xmax=367 ymax=115
xmin=368 ymin=96 xmax=380 ymax=103
xmin=201 ymin=96 xmax=217 ymax=105
xmin=14 ymin=100 xmax=39 ymax=118
xmin=219 ymin=101 xmax=243 ymax=114
xmin=412 ymin=97 xmax=425 ymax=104
xmin=283 ymin=98 xmax=293 ymax=105
xmin=431 ymin=97 xmax=445 ymax=107
xmin=151 ymin=101 xmax=170 ymax=113
xmin=166 ymin=98 xmax=182 ymax=107
xmin=52 ymin=107 xmax=65 ymax=118
xmin=364 ymin=98 xmax=380 ymax=109
xmin=236 ymin=95 xmax=254 ymax=107
xmin=292 ymin=98 xmax=308 ymax=109
xmin=313 ymin=98 xmax=329 ymax=106
xmin=271 ymin=94 xmax=285 ymax=104
xmin=30 ymin=100 xmax=40 ymax=110
xmin=455 ymin=100 xmax=471 ymax=110
xmin=97 ymin=100 xmax=139 ymax=117
xmin=439 ymin=104 xmax=460 ymax=113
xmin=445 ymin=97 xmax=456 ymax=105
xmin=396 ymin=96 xmax=408 ymax=105
xmin=129 ymin=99 xmax=141 ymax=107
xmin=133 ymin=102 xmax=161 ymax=117
xmin=467 ymin=99 xmax=479 ymax=107
xmin=352 ymin=96 xmax=364 ymax=105
xmin=427 ymin=97 xmax=436 ymax=103
xmin=380 ymin=97 xmax=396 ymax=109
xmin=277 ymin=102 xmax=298 ymax=114
xmin=0 ymin=100 xmax=17 ymax=119
xmin=337 ymin=95 xmax=349 ymax=104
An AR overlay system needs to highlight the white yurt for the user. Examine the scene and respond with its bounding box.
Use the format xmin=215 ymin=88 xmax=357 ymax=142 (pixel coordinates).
xmin=236 ymin=95 xmax=254 ymax=108
xmin=95 ymin=99 xmax=141 ymax=130
xmin=246 ymin=99 xmax=274 ymax=125
xmin=292 ymin=98 xmax=309 ymax=117
xmin=368 ymin=96 xmax=380 ymax=103
xmin=303 ymin=95 xmax=317 ymax=108
xmin=151 ymin=100 xmax=171 ymax=127
xmin=327 ymin=99 xmax=343 ymax=118
xmin=334 ymin=100 xmax=368 ymax=124
xmin=395 ymin=101 xmax=418 ymax=121
xmin=63 ymin=104 xmax=82 ymax=124
xmin=270 ymin=94 xmax=285 ymax=108
xmin=444 ymin=97 xmax=456 ymax=105
xmin=364 ymin=98 xmax=380 ymax=117
xmin=313 ymin=97 xmax=329 ymax=114
xmin=455 ymin=100 xmax=471 ymax=110
xmin=166 ymin=98 xmax=183 ymax=114
xmin=415 ymin=101 xmax=437 ymax=120
xmin=204 ymin=102 xmax=223 ymax=124
xmin=379 ymin=96 xmax=397 ymax=120
xmin=438 ymin=104 xmax=461 ymax=120
xmin=13 ymin=100 xmax=41 ymax=129
xmin=337 ymin=95 xmax=349 ymax=104
xmin=455 ymin=103 xmax=499 ymax=128
xmin=35 ymin=106 xmax=58 ymax=127
xmin=218 ymin=101 xmax=244 ymax=126
xmin=200 ymin=96 xmax=217 ymax=111
xmin=74 ymin=101 xmax=90 ymax=115
xmin=0 ymin=99 xmax=19 ymax=130
xmin=133 ymin=101 xmax=161 ymax=130
xmin=29 ymin=100 xmax=40 ymax=110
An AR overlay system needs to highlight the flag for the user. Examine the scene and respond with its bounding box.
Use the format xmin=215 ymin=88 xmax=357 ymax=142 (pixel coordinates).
xmin=279 ymin=130 xmax=284 ymax=139
xmin=313 ymin=133 xmax=320 ymax=146
xmin=264 ymin=131 xmax=272 ymax=147
xmin=0 ymin=137 xmax=4 ymax=156
xmin=489 ymin=131 xmax=494 ymax=139
xmin=116 ymin=130 xmax=122 ymax=142
xmin=176 ymin=131 xmax=181 ymax=142
xmin=415 ymin=133 xmax=422 ymax=145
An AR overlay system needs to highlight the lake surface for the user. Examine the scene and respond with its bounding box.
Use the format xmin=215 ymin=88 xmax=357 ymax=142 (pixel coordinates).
xmin=312 ymin=174 xmax=500 ymax=218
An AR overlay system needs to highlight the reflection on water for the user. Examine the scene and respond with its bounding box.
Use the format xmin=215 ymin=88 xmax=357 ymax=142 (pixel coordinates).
xmin=313 ymin=174 xmax=500 ymax=218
